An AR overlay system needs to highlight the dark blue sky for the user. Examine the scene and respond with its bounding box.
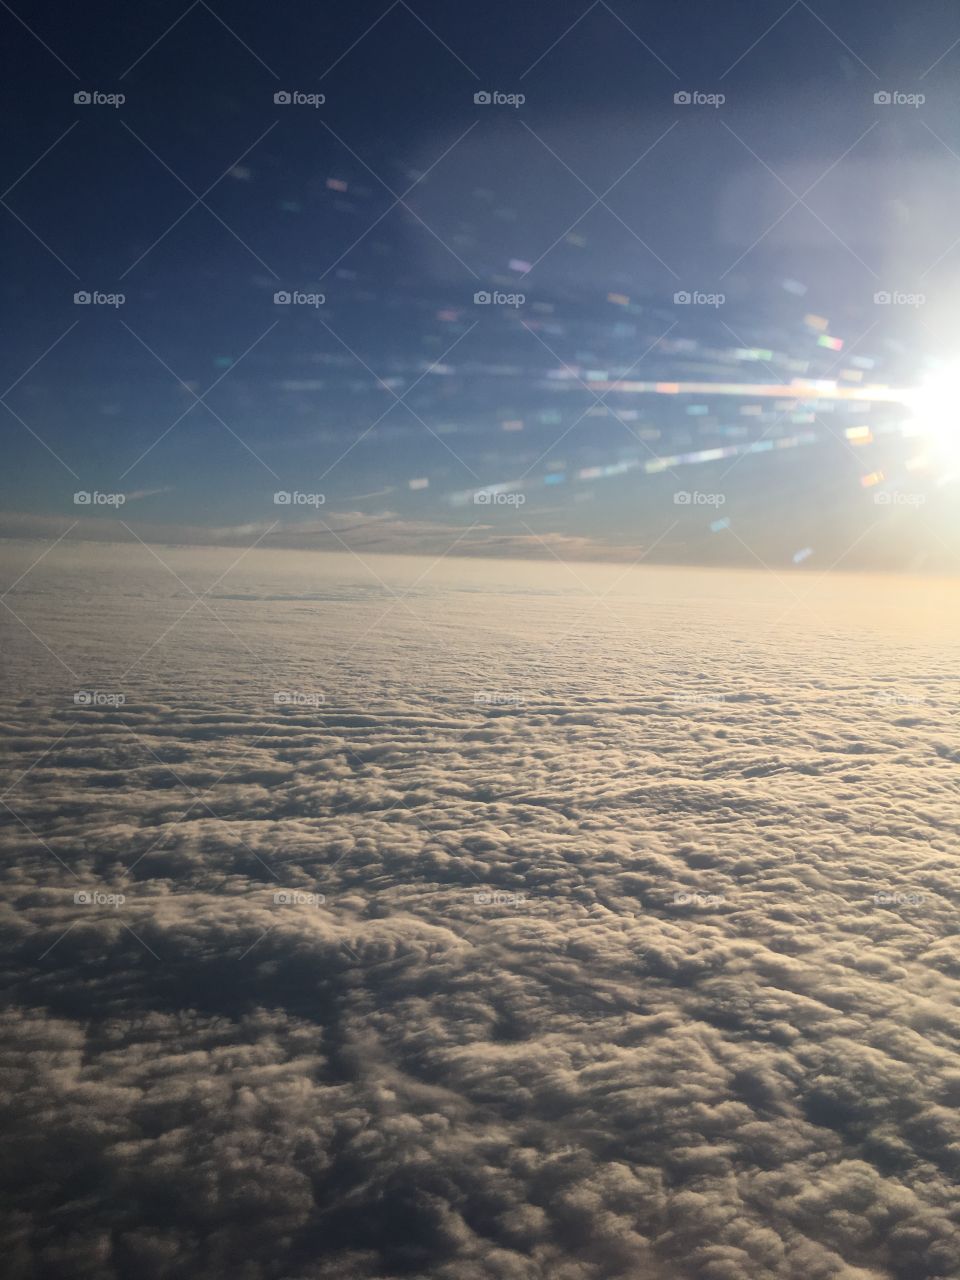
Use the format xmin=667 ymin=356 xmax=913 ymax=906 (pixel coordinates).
xmin=4 ymin=0 xmax=960 ymax=569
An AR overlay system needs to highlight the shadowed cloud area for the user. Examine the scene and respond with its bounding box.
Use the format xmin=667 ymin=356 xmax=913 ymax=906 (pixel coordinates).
xmin=1 ymin=543 xmax=959 ymax=1279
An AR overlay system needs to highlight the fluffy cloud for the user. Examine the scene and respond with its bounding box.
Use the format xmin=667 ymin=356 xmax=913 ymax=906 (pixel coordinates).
xmin=1 ymin=541 xmax=959 ymax=1278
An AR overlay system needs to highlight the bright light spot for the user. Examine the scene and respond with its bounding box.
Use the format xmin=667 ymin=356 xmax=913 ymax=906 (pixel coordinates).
xmin=905 ymin=364 xmax=960 ymax=470
xmin=845 ymin=425 xmax=873 ymax=444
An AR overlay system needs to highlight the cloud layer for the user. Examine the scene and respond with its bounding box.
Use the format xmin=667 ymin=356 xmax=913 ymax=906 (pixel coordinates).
xmin=2 ymin=542 xmax=960 ymax=1279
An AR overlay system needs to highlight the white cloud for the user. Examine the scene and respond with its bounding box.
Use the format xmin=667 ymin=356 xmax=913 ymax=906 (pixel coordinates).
xmin=1 ymin=542 xmax=959 ymax=1278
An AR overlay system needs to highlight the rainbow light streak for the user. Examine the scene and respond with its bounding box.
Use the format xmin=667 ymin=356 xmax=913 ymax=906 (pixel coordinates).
xmin=446 ymin=432 xmax=820 ymax=507
xmin=576 ymin=379 xmax=907 ymax=403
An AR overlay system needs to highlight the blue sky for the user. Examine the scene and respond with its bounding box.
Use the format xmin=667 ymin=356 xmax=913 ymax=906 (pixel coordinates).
xmin=3 ymin=0 xmax=960 ymax=570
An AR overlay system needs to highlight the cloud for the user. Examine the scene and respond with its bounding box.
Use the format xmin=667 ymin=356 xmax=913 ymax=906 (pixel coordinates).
xmin=0 ymin=510 xmax=656 ymax=563
xmin=1 ymin=543 xmax=960 ymax=1277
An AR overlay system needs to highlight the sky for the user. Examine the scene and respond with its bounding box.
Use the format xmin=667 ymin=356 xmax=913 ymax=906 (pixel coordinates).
xmin=4 ymin=0 xmax=960 ymax=570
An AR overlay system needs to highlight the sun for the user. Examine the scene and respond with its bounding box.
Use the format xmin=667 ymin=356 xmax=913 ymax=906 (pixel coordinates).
xmin=903 ymin=363 xmax=960 ymax=472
